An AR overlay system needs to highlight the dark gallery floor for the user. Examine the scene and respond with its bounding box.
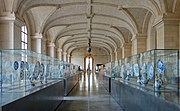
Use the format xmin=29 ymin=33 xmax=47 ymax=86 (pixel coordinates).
xmin=56 ymin=73 xmax=123 ymax=111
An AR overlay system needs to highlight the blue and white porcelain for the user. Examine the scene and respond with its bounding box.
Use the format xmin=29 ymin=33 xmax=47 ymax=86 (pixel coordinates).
xmin=130 ymin=64 xmax=134 ymax=76
xmin=25 ymin=62 xmax=29 ymax=70
xmin=20 ymin=70 xmax=24 ymax=80
xmin=141 ymin=63 xmax=147 ymax=74
xmin=20 ymin=61 xmax=24 ymax=70
xmin=154 ymin=79 xmax=163 ymax=91
xmin=39 ymin=64 xmax=44 ymax=76
xmin=45 ymin=64 xmax=50 ymax=77
xmin=33 ymin=61 xmax=40 ymax=79
xmin=133 ymin=64 xmax=139 ymax=76
xmin=39 ymin=64 xmax=45 ymax=84
xmin=14 ymin=61 xmax=19 ymax=70
xmin=147 ymin=62 xmax=154 ymax=79
xmin=157 ymin=59 xmax=165 ymax=74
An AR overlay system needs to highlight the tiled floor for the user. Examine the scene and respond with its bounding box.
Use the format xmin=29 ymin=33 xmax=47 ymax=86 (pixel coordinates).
xmin=56 ymin=73 xmax=124 ymax=111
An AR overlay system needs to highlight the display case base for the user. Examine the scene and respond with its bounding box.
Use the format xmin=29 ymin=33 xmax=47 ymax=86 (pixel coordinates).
xmin=64 ymin=74 xmax=79 ymax=96
xmin=0 ymin=80 xmax=64 ymax=111
xmin=103 ymin=75 xmax=111 ymax=93
xmin=111 ymin=78 xmax=180 ymax=111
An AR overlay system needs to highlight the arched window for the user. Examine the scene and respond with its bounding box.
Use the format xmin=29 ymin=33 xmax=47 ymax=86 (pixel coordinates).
xmin=86 ymin=57 xmax=92 ymax=70
xmin=21 ymin=26 xmax=28 ymax=49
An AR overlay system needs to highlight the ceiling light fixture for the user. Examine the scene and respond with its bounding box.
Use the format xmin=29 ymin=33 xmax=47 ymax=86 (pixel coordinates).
xmin=87 ymin=38 xmax=91 ymax=53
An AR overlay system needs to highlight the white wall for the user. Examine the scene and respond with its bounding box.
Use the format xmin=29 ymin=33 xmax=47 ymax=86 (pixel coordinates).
xmin=71 ymin=47 xmax=109 ymax=69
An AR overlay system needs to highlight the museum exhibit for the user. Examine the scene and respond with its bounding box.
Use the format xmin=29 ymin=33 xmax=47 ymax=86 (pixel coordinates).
xmin=0 ymin=0 xmax=180 ymax=111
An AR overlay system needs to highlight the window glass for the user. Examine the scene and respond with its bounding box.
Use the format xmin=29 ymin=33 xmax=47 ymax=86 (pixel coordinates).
xmin=21 ymin=26 xmax=28 ymax=49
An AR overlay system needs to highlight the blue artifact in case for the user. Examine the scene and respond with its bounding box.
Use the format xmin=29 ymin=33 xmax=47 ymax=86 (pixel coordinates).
xmin=25 ymin=62 xmax=29 ymax=70
xmin=140 ymin=63 xmax=148 ymax=85
xmin=157 ymin=59 xmax=165 ymax=74
xmin=14 ymin=61 xmax=19 ymax=70
xmin=106 ymin=49 xmax=178 ymax=93
xmin=147 ymin=62 xmax=154 ymax=80
xmin=20 ymin=61 xmax=25 ymax=70
xmin=134 ymin=64 xmax=139 ymax=77
xmin=39 ymin=63 xmax=45 ymax=84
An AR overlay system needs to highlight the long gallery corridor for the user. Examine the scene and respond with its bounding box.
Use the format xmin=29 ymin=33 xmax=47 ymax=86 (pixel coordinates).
xmin=56 ymin=73 xmax=123 ymax=111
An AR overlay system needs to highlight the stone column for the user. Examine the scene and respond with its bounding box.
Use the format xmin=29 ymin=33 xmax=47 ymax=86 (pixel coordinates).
xmin=122 ymin=43 xmax=131 ymax=58
xmin=110 ymin=53 xmax=113 ymax=62
xmin=63 ymin=52 xmax=67 ymax=62
xmin=68 ymin=54 xmax=71 ymax=63
xmin=154 ymin=19 xmax=179 ymax=49
xmin=131 ymin=34 xmax=147 ymax=55
xmin=57 ymin=48 xmax=63 ymax=60
xmin=117 ymin=48 xmax=122 ymax=60
xmin=114 ymin=49 xmax=118 ymax=61
xmin=47 ymin=43 xmax=55 ymax=58
xmin=42 ymin=38 xmax=47 ymax=55
xmin=0 ymin=12 xmax=15 ymax=49
xmin=31 ymin=33 xmax=43 ymax=53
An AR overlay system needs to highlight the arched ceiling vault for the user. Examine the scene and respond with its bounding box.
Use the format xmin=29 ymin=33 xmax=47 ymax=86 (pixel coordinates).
xmin=15 ymin=0 xmax=162 ymax=18
xmin=62 ymin=37 xmax=117 ymax=52
xmin=69 ymin=46 xmax=110 ymax=56
xmin=61 ymin=35 xmax=118 ymax=49
xmin=67 ymin=42 xmax=112 ymax=55
xmin=64 ymin=40 xmax=114 ymax=52
xmin=8 ymin=0 xmax=179 ymax=55
xmin=55 ymin=27 xmax=124 ymax=44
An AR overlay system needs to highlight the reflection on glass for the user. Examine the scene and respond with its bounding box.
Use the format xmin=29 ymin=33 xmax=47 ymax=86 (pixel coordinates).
xmin=105 ymin=49 xmax=179 ymax=93
xmin=0 ymin=49 xmax=78 ymax=93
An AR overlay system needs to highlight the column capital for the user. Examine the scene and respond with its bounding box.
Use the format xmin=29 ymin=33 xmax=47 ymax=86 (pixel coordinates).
xmin=57 ymin=48 xmax=63 ymax=52
xmin=68 ymin=54 xmax=71 ymax=57
xmin=31 ymin=33 xmax=43 ymax=39
xmin=0 ymin=12 xmax=15 ymax=21
xmin=63 ymin=52 xmax=67 ymax=55
xmin=48 ymin=42 xmax=55 ymax=47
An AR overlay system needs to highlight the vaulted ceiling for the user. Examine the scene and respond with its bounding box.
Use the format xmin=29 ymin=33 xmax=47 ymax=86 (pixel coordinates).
xmin=1 ymin=0 xmax=179 ymax=55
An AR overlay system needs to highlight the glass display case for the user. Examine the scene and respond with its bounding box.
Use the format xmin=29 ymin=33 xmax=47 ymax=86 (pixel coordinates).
xmin=0 ymin=49 xmax=65 ymax=93
xmin=104 ymin=62 xmax=111 ymax=77
xmin=63 ymin=62 xmax=78 ymax=78
xmin=107 ymin=49 xmax=179 ymax=92
xmin=111 ymin=61 xmax=116 ymax=78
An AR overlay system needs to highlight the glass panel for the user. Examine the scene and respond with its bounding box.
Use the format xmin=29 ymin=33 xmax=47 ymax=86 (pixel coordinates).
xmin=104 ymin=49 xmax=179 ymax=104
xmin=154 ymin=50 xmax=179 ymax=91
xmin=0 ymin=49 xmax=69 ymax=93
xmin=104 ymin=62 xmax=111 ymax=77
